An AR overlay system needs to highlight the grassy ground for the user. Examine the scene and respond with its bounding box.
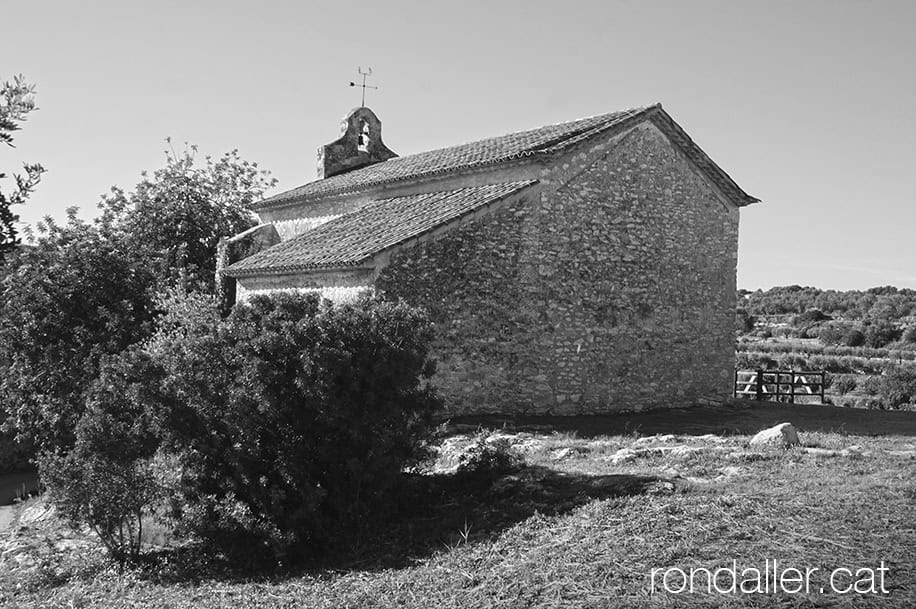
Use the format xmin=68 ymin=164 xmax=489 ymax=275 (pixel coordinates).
xmin=1 ymin=402 xmax=915 ymax=608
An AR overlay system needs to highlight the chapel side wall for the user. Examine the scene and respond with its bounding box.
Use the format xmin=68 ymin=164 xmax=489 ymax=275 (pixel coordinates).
xmin=376 ymin=124 xmax=739 ymax=415
xmin=540 ymin=123 xmax=739 ymax=413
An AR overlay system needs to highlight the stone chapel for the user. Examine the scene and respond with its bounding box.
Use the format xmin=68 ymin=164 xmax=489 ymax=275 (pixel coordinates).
xmin=218 ymin=104 xmax=759 ymax=415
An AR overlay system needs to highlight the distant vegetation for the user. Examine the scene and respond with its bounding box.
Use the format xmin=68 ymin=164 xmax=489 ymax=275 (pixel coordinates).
xmin=736 ymin=286 xmax=916 ymax=410
xmin=739 ymin=285 xmax=916 ymax=319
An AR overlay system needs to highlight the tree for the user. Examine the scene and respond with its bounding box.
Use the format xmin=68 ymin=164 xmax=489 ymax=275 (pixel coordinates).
xmin=902 ymin=325 xmax=916 ymax=344
xmin=841 ymin=327 xmax=866 ymax=347
xmin=0 ymin=213 xmax=157 ymax=451
xmin=877 ymin=365 xmax=916 ymax=410
xmin=863 ymin=320 xmax=901 ymax=349
xmin=735 ymin=307 xmax=756 ymax=333
xmin=1 ymin=75 xmax=46 ymax=258
xmin=793 ymin=308 xmax=831 ymax=324
xmin=98 ymin=142 xmax=276 ymax=292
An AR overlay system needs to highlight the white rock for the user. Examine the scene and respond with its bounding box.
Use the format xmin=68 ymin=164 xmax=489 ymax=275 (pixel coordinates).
xmin=749 ymin=423 xmax=800 ymax=448
xmin=634 ymin=434 xmax=677 ymax=446
xmin=802 ymin=447 xmax=839 ymax=457
xmin=551 ymin=447 xmax=576 ymax=460
xmin=662 ymin=445 xmax=695 ymax=457
xmin=695 ymin=434 xmax=729 ymax=444
xmin=608 ymin=448 xmax=638 ymax=464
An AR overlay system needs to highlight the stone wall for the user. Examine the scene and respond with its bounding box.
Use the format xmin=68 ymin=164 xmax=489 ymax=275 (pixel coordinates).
xmin=375 ymin=124 xmax=739 ymax=415
xmin=216 ymin=224 xmax=281 ymax=311
xmin=235 ymin=268 xmax=373 ymax=305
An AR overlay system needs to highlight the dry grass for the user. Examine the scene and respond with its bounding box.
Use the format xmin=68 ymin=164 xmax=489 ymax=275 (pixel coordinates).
xmin=2 ymin=404 xmax=915 ymax=608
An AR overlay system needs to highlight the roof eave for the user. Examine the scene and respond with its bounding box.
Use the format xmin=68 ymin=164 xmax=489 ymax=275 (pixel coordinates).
xmin=223 ymin=260 xmax=374 ymax=279
xmin=647 ymin=106 xmax=760 ymax=208
xmin=252 ymin=154 xmax=544 ymax=212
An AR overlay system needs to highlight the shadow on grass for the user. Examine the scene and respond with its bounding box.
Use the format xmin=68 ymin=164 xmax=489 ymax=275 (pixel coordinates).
xmin=449 ymin=402 xmax=916 ymax=438
xmin=139 ymin=466 xmax=664 ymax=583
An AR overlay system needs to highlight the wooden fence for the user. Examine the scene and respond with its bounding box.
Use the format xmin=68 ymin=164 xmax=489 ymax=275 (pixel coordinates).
xmin=734 ymin=369 xmax=826 ymax=404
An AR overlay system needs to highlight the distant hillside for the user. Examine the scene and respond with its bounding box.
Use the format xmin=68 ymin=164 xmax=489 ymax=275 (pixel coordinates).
xmin=735 ymin=286 xmax=916 ymax=410
xmin=738 ymin=285 xmax=916 ymax=321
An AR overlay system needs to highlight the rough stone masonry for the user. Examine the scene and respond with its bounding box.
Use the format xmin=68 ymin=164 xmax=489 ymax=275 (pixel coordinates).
xmin=375 ymin=124 xmax=739 ymax=415
xmin=221 ymin=105 xmax=756 ymax=416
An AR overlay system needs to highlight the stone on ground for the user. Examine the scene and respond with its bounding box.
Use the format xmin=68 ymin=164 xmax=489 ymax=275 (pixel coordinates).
xmin=749 ymin=422 xmax=800 ymax=448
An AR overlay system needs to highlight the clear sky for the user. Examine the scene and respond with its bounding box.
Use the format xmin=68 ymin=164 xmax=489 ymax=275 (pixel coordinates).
xmin=2 ymin=0 xmax=914 ymax=290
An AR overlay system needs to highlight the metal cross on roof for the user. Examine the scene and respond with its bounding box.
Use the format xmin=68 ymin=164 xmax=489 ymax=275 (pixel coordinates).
xmin=349 ymin=67 xmax=378 ymax=107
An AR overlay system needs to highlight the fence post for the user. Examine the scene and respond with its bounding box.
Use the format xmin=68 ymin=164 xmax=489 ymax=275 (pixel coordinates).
xmin=755 ymin=369 xmax=763 ymax=401
xmin=790 ymin=369 xmax=796 ymax=404
xmin=733 ymin=369 xmax=738 ymax=399
xmin=820 ymin=371 xmax=825 ymax=404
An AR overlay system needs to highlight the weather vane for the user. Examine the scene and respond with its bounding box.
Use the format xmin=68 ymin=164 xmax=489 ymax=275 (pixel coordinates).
xmin=349 ymin=67 xmax=378 ymax=107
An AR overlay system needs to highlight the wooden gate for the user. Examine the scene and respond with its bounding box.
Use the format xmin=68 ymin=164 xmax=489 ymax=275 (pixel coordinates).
xmin=734 ymin=369 xmax=826 ymax=404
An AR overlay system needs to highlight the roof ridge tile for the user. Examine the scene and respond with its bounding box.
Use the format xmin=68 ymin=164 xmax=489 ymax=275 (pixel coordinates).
xmin=254 ymin=106 xmax=655 ymax=209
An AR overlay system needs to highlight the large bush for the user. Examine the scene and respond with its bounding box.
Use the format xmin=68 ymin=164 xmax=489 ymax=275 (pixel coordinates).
xmin=58 ymin=291 xmax=438 ymax=560
xmin=39 ymin=291 xmax=441 ymax=560
xmin=0 ymin=217 xmax=156 ymax=452
xmin=153 ymin=292 xmax=441 ymax=555
xmin=877 ymin=365 xmax=916 ymax=410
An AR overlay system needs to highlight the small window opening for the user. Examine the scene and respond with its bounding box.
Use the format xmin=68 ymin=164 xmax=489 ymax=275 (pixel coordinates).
xmin=358 ymin=120 xmax=371 ymax=153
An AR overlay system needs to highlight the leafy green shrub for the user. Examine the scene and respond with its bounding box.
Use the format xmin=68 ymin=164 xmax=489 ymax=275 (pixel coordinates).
xmin=31 ymin=290 xmax=440 ymax=562
xmin=818 ymin=323 xmax=867 ymax=347
xmin=877 ymin=366 xmax=916 ymax=410
xmin=736 ymin=353 xmax=779 ymax=370
xmin=831 ymin=374 xmax=858 ymax=395
xmin=901 ymin=326 xmax=916 ymax=344
xmin=841 ymin=328 xmax=866 ymax=347
xmin=0 ymin=218 xmax=156 ymax=452
xmin=37 ymin=347 xmax=165 ymax=563
xmin=97 ymin=146 xmax=275 ymax=293
xmin=794 ymin=309 xmax=831 ymax=324
xmin=457 ymin=433 xmax=524 ymax=479
xmin=735 ymin=308 xmax=756 ymax=333
xmin=776 ymin=354 xmax=809 ymax=370
xmin=860 ymin=375 xmax=883 ymax=396
xmin=146 ymin=292 xmax=441 ymax=557
xmin=40 ymin=450 xmax=159 ymax=564
xmin=863 ymin=321 xmax=902 ymax=349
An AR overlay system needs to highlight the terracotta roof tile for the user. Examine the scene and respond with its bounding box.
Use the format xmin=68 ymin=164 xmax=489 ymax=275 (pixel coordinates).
xmin=225 ymin=181 xmax=536 ymax=276
xmin=255 ymin=106 xmax=654 ymax=209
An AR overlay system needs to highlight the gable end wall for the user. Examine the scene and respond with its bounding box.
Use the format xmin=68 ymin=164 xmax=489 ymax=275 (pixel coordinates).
xmin=375 ymin=123 xmax=739 ymax=414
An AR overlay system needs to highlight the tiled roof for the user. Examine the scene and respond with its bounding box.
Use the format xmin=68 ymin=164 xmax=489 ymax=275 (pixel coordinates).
xmin=225 ymin=181 xmax=536 ymax=276
xmin=255 ymin=106 xmax=655 ymax=209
